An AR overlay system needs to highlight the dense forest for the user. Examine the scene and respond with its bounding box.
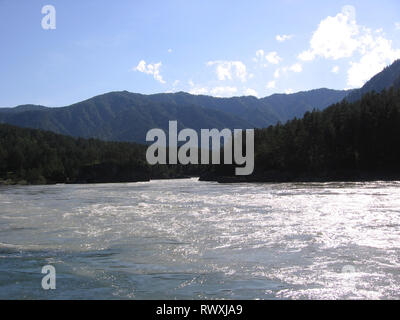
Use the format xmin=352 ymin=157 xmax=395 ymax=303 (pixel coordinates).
xmin=0 ymin=124 xmax=205 ymax=185
xmin=201 ymin=87 xmax=400 ymax=182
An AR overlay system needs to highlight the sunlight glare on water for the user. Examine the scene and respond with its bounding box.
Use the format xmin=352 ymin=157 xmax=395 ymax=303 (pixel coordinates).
xmin=0 ymin=179 xmax=400 ymax=299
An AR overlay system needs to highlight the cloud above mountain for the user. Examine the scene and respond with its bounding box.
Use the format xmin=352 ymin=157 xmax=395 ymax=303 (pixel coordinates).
xmin=134 ymin=60 xmax=166 ymax=84
xmin=298 ymin=5 xmax=400 ymax=88
xmin=206 ymin=61 xmax=248 ymax=82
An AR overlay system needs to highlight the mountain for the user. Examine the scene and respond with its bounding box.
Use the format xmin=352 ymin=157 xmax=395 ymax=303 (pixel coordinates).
xmin=0 ymin=104 xmax=48 ymax=113
xmin=2 ymin=60 xmax=400 ymax=144
xmin=345 ymin=59 xmax=400 ymax=102
xmin=260 ymin=88 xmax=350 ymax=122
xmin=3 ymin=60 xmax=400 ymax=184
xmin=142 ymin=92 xmax=280 ymax=128
xmin=144 ymin=89 xmax=350 ymax=126
xmin=0 ymin=89 xmax=349 ymax=144
xmin=0 ymin=93 xmax=254 ymax=143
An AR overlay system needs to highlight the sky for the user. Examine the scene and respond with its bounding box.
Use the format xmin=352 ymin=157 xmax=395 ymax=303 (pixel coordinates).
xmin=1 ymin=0 xmax=400 ymax=107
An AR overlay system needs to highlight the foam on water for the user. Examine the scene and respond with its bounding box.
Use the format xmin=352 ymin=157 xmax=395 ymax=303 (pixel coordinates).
xmin=1 ymin=179 xmax=400 ymax=299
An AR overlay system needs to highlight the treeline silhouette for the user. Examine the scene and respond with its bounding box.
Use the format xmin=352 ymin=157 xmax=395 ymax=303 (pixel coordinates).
xmin=202 ymin=87 xmax=400 ymax=182
xmin=0 ymin=125 xmax=204 ymax=184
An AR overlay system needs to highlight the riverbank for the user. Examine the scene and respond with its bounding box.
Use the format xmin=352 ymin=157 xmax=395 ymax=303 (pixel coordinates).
xmin=0 ymin=174 xmax=197 ymax=186
xmin=200 ymin=170 xmax=400 ymax=183
xmin=5 ymin=170 xmax=400 ymax=186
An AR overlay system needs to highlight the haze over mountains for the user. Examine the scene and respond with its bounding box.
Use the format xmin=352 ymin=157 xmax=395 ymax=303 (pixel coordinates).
xmin=1 ymin=60 xmax=400 ymax=144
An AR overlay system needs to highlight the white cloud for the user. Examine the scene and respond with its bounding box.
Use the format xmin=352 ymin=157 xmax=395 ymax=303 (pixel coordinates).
xmin=298 ymin=50 xmax=315 ymax=61
xmin=332 ymin=66 xmax=340 ymax=73
xmin=266 ymin=80 xmax=276 ymax=89
xmin=172 ymin=80 xmax=180 ymax=87
xmin=289 ymin=63 xmax=303 ymax=73
xmin=168 ymin=48 xmax=173 ymax=53
xmin=189 ymin=87 xmax=208 ymax=95
xmin=253 ymin=49 xmax=265 ymax=63
xmin=207 ymin=60 xmax=247 ymax=82
xmin=244 ymin=88 xmax=258 ymax=97
xmin=285 ymin=89 xmax=294 ymax=94
xmin=253 ymin=50 xmax=282 ymax=67
xmin=348 ymin=36 xmax=400 ymax=87
xmin=274 ymin=63 xmax=302 ymax=79
xmin=188 ymin=80 xmax=208 ymax=95
xmin=276 ymin=34 xmax=293 ymax=42
xmin=265 ymin=51 xmax=282 ymax=65
xmin=298 ymin=5 xmax=400 ymax=88
xmin=298 ymin=5 xmax=359 ymax=61
xmin=134 ymin=60 xmax=166 ymax=84
xmin=396 ymin=22 xmax=400 ymax=30
xmin=210 ymin=86 xmax=238 ymax=97
xmin=305 ymin=5 xmax=359 ymax=60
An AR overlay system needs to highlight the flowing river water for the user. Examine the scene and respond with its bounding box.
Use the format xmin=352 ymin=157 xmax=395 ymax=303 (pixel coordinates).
xmin=1 ymin=178 xmax=400 ymax=299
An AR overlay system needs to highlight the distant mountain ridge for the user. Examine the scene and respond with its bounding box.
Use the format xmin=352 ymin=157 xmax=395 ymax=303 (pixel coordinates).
xmin=1 ymin=59 xmax=399 ymax=144
xmin=0 ymin=89 xmax=350 ymax=144
xmin=145 ymin=88 xmax=350 ymax=125
xmin=260 ymin=88 xmax=350 ymax=122
xmin=0 ymin=104 xmax=48 ymax=113
xmin=0 ymin=95 xmax=254 ymax=143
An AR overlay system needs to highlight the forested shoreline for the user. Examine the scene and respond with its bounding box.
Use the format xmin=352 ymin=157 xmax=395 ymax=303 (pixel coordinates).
xmin=0 ymin=124 xmax=207 ymax=185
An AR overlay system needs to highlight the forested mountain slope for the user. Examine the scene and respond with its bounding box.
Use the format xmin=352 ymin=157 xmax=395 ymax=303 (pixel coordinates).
xmin=202 ymin=87 xmax=400 ymax=182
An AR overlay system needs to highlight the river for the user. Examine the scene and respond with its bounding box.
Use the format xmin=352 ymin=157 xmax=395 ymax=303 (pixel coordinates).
xmin=1 ymin=179 xmax=399 ymax=299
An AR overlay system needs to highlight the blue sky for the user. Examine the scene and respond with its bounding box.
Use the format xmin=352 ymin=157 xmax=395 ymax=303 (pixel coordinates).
xmin=1 ymin=0 xmax=400 ymax=107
